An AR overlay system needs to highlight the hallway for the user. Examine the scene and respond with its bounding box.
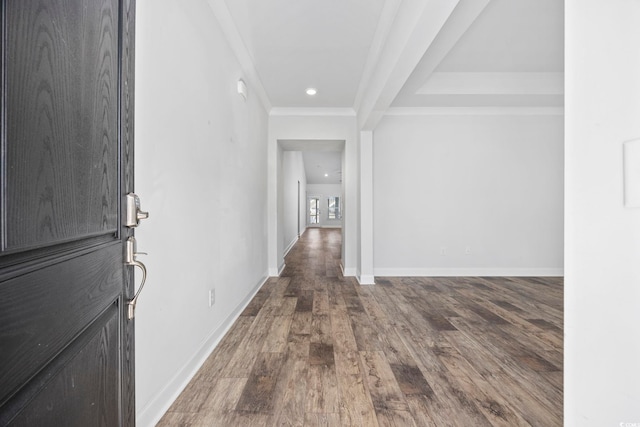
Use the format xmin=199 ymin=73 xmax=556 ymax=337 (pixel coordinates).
xmin=158 ymin=228 xmax=562 ymax=426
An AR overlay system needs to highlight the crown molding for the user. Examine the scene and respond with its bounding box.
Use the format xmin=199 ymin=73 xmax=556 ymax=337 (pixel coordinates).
xmin=270 ymin=108 xmax=356 ymax=117
xmin=384 ymin=107 xmax=564 ymax=116
xmin=207 ymin=0 xmax=272 ymax=112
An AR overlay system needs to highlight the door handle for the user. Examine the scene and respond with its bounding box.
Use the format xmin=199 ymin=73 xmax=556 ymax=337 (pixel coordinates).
xmin=125 ymin=193 xmax=149 ymax=227
xmin=125 ymin=236 xmax=147 ymax=320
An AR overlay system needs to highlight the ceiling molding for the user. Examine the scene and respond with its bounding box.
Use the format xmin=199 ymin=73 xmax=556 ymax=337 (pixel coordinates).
xmin=356 ymin=0 xmax=463 ymax=131
xmin=278 ymin=139 xmax=345 ymax=151
xmin=384 ymin=106 xmax=564 ymax=116
xmin=270 ymin=108 xmax=356 ymax=117
xmin=417 ymin=72 xmax=564 ymax=95
xmin=207 ymin=0 xmax=272 ymax=112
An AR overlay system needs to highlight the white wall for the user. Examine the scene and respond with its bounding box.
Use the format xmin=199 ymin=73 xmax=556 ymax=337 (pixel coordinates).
xmin=307 ymin=184 xmax=343 ymax=228
xmin=373 ymin=114 xmax=564 ymax=276
xmin=268 ymin=115 xmax=357 ymax=276
xmin=566 ymin=1 xmax=640 ymax=425
xmin=134 ymin=0 xmax=269 ymax=425
xmin=282 ymin=151 xmax=307 ymax=254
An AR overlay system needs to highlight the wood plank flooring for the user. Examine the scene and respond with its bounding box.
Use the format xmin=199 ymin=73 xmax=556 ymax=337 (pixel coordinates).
xmin=158 ymin=228 xmax=563 ymax=426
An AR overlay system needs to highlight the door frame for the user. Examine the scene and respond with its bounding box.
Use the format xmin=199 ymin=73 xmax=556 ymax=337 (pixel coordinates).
xmin=270 ymin=139 xmax=348 ymax=276
xmin=120 ymin=0 xmax=137 ymax=423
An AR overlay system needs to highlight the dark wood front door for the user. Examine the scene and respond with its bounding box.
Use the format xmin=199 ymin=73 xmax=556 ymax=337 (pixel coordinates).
xmin=0 ymin=0 xmax=137 ymax=425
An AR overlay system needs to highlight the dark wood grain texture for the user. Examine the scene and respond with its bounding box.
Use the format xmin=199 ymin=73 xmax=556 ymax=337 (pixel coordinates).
xmin=3 ymin=305 xmax=120 ymax=426
xmin=1 ymin=0 xmax=136 ymax=424
xmin=0 ymin=242 xmax=122 ymax=406
xmin=4 ymin=0 xmax=119 ymax=251
xmin=158 ymin=228 xmax=563 ymax=426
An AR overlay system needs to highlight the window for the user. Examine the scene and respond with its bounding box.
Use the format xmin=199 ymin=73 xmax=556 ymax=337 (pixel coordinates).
xmin=328 ymin=196 xmax=340 ymax=220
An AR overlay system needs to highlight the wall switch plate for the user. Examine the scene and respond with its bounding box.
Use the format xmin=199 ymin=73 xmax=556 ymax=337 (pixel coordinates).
xmin=209 ymin=289 xmax=216 ymax=307
xmin=440 ymin=247 xmax=446 ymax=255
xmin=624 ymin=139 xmax=640 ymax=208
xmin=465 ymin=246 xmax=472 ymax=254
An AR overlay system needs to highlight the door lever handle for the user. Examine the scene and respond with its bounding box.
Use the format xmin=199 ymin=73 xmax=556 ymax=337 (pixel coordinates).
xmin=125 ymin=236 xmax=147 ymax=320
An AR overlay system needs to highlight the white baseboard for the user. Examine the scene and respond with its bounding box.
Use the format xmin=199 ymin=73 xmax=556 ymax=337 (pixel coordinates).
xmin=357 ymin=274 xmax=376 ymax=285
xmin=284 ymin=236 xmax=298 ymax=257
xmin=342 ymin=267 xmax=357 ymax=277
xmin=373 ymin=268 xmax=564 ymax=277
xmin=268 ymin=262 xmax=286 ymax=277
xmin=136 ymin=273 xmax=269 ymax=427
xmin=321 ymin=225 xmax=342 ymax=229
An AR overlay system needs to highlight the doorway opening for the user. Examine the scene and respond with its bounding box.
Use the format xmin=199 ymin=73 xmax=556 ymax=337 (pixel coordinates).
xmin=276 ymin=139 xmax=346 ymax=274
xmin=309 ymin=197 xmax=320 ymax=226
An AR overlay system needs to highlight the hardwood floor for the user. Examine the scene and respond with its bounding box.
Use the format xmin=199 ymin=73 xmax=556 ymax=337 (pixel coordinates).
xmin=158 ymin=228 xmax=563 ymax=426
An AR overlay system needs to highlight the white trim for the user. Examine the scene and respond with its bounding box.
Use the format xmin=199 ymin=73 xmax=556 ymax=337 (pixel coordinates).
xmin=321 ymin=225 xmax=342 ymax=229
xmin=359 ymin=131 xmax=374 ymax=283
xmin=357 ymin=274 xmax=376 ymax=285
xmin=353 ymin=0 xmax=403 ymax=112
xmin=268 ymin=267 xmax=279 ymax=276
xmin=205 ymin=0 xmax=272 ymax=112
xmin=268 ymin=262 xmax=286 ymax=277
xmin=137 ymin=274 xmax=269 ymax=427
xmin=384 ymin=107 xmax=565 ymax=116
xmin=373 ymin=268 xmax=564 ymax=277
xmin=269 ymin=107 xmax=356 ymax=117
xmin=389 ymin=0 xmax=491 ymax=113
xmin=284 ymin=236 xmax=298 ymax=257
xmin=357 ymin=0 xmax=461 ymax=130
xmin=342 ymin=267 xmax=357 ymax=277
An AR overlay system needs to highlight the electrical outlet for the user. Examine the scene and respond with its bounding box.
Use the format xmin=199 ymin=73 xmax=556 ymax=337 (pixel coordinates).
xmin=440 ymin=247 xmax=446 ymax=256
xmin=465 ymin=246 xmax=471 ymax=254
xmin=208 ymin=289 xmax=216 ymax=307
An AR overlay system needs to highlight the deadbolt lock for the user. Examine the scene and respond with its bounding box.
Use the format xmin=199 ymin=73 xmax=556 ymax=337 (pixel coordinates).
xmin=125 ymin=193 xmax=149 ymax=227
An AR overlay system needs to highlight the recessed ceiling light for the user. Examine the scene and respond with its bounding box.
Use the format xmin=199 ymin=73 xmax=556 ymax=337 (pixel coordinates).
xmin=306 ymin=88 xmax=317 ymax=96
xmin=324 ymin=173 xmax=328 ymax=177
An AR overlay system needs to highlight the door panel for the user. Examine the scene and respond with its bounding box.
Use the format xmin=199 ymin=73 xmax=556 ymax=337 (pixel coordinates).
xmin=4 ymin=304 xmax=120 ymax=427
xmin=4 ymin=0 xmax=119 ymax=251
xmin=0 ymin=0 xmax=136 ymax=424
xmin=0 ymin=242 xmax=122 ymax=403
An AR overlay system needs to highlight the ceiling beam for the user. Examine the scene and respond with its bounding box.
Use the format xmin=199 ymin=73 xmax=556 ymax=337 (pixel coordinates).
xmin=357 ymin=0 xmax=492 ymax=130
xmin=353 ymin=0 xmax=403 ymax=113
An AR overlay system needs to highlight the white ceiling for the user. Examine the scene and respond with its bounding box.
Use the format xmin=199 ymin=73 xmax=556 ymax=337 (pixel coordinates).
xmin=214 ymin=0 xmax=563 ymax=180
xmin=392 ymin=0 xmax=564 ymax=108
xmin=222 ymin=0 xmax=386 ymax=108
xmin=278 ymin=140 xmax=344 ymax=185
xmin=217 ymin=0 xmax=564 ymax=112
xmin=437 ymin=0 xmax=563 ymax=72
xmin=302 ymin=151 xmax=342 ymax=184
